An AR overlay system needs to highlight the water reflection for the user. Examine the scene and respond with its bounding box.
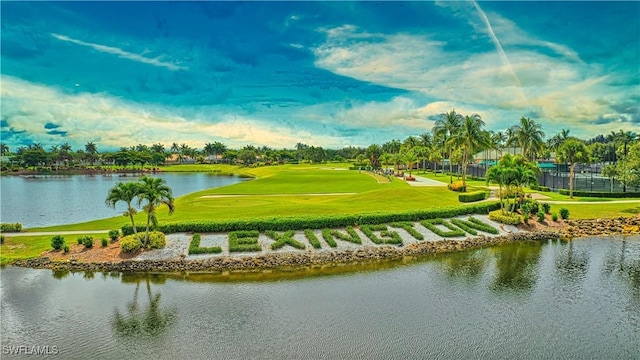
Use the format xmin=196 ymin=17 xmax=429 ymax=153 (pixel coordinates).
xmin=112 ymin=273 xmax=176 ymax=337
xmin=437 ymin=249 xmax=488 ymax=282
xmin=603 ymin=239 xmax=640 ymax=302
xmin=555 ymin=239 xmax=589 ymax=283
xmin=491 ymin=241 xmax=543 ymax=292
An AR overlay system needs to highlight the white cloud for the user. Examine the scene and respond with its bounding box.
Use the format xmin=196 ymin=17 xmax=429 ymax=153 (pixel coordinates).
xmin=0 ymin=76 xmax=342 ymax=150
xmin=51 ymin=33 xmax=187 ymax=71
xmin=312 ymin=24 xmax=637 ymax=137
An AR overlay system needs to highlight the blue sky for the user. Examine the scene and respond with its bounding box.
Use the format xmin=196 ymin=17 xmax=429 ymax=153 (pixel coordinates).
xmin=1 ymin=1 xmax=638 ymax=151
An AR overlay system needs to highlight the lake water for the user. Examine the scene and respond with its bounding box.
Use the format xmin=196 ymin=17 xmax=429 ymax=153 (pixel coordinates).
xmin=1 ymin=236 xmax=639 ymax=359
xmin=0 ymin=173 xmax=245 ymax=228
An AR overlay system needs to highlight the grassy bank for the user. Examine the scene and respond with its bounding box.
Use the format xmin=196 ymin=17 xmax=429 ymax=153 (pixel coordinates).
xmin=1 ymin=233 xmax=110 ymax=265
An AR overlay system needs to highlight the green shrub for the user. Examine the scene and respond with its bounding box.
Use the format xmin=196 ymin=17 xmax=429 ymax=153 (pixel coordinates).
xmin=458 ymin=191 xmax=487 ymax=203
xmin=521 ymin=203 xmax=530 ymax=216
xmin=266 ymin=230 xmax=305 ymax=250
xmin=542 ymin=203 xmax=551 ymax=214
xmin=522 ymin=199 xmax=539 ymax=215
xmin=120 ymin=203 xmax=502 ymax=235
xmin=63 ymin=245 xmax=69 ymax=253
xmin=321 ymin=229 xmax=337 ymax=247
xmin=537 ymin=211 xmax=545 ymax=223
xmin=449 ymin=219 xmax=477 ymax=235
xmin=360 ymin=225 xmax=402 ymax=245
xmin=83 ymin=237 xmax=93 ymax=249
xmin=51 ymin=235 xmax=65 ymax=250
xmin=77 ymin=237 xmax=84 ymax=245
xmin=488 ymin=210 xmax=522 ymax=225
xmin=552 ymin=213 xmax=559 ymax=222
xmin=146 ymin=231 xmax=167 ymax=249
xmin=119 ymin=235 xmax=141 ymax=253
xmin=108 ymin=230 xmax=120 ymax=241
xmin=466 ymin=217 xmax=499 ymax=234
xmin=101 ymin=238 xmax=108 ymax=247
xmin=558 ymin=189 xmax=640 ymax=198
xmin=228 ymin=230 xmax=261 ymax=252
xmin=530 ymin=184 xmax=551 ymax=192
xmin=559 ymin=208 xmax=570 ymax=220
xmin=523 ymin=214 xmax=529 ymax=224
xmin=0 ymin=223 xmax=22 ymax=232
xmin=390 ymin=222 xmax=424 ymax=240
xmin=189 ymin=233 xmax=222 ymax=255
xmin=321 ymin=227 xmax=361 ymax=245
xmin=304 ymin=229 xmax=322 ymax=249
xmin=420 ymin=219 xmax=465 ymax=237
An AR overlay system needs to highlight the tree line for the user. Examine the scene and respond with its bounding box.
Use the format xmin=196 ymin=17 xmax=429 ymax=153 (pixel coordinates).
xmin=1 ymin=112 xmax=637 ymax=189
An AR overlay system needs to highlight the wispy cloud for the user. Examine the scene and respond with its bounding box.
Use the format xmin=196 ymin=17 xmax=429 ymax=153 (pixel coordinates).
xmin=51 ymin=33 xmax=187 ymax=71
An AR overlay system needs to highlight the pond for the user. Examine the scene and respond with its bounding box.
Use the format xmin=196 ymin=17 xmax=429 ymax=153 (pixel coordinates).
xmin=1 ymin=236 xmax=638 ymax=359
xmin=0 ymin=173 xmax=246 ymax=228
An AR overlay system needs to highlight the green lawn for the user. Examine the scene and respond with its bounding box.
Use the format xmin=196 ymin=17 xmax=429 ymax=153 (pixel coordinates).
xmin=0 ymin=233 xmax=110 ymax=265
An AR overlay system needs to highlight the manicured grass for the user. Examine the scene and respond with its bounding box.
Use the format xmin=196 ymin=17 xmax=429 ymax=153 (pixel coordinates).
xmin=553 ymin=203 xmax=640 ymax=219
xmin=0 ymin=233 xmax=109 ymax=265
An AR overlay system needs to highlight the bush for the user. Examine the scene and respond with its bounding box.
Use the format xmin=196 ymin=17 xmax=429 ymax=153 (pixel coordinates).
xmin=63 ymin=245 xmax=69 ymax=253
xmin=537 ymin=211 xmax=545 ymax=223
xmin=420 ymin=219 xmax=465 ymax=237
xmin=552 ymin=213 xmax=559 ymax=222
xmin=101 ymin=238 xmax=109 ymax=247
xmin=448 ymin=181 xmax=466 ymax=192
xmin=322 ymin=227 xmax=361 ymax=245
xmin=266 ymin=230 xmax=305 ymax=250
xmin=359 ymin=225 xmax=402 ymax=245
xmin=51 ymin=235 xmax=65 ymax=250
xmin=108 ymin=230 xmax=120 ymax=241
xmin=558 ymin=189 xmax=640 ymax=198
xmin=1 ymin=223 xmax=22 ymax=232
xmin=77 ymin=237 xmax=84 ymax=245
xmin=542 ymin=203 xmax=551 ymax=214
xmin=83 ymin=237 xmax=93 ymax=249
xmin=119 ymin=235 xmax=141 ymax=253
xmin=523 ymin=214 xmax=529 ymax=224
xmin=189 ymin=233 xmax=222 ymax=255
xmin=458 ymin=191 xmax=486 ymax=203
xmin=466 ymin=217 xmax=499 ymax=234
xmin=304 ymin=229 xmax=322 ymax=249
xmin=120 ymin=203 xmax=502 ymax=234
xmin=523 ymin=199 xmax=539 ymax=215
xmin=559 ymin=208 xmax=570 ymax=220
xmin=228 ymin=230 xmax=261 ymax=252
xmin=390 ymin=222 xmax=424 ymax=240
xmin=146 ymin=231 xmax=167 ymax=249
xmin=488 ymin=210 xmax=522 ymax=225
xmin=530 ymin=184 xmax=551 ymax=192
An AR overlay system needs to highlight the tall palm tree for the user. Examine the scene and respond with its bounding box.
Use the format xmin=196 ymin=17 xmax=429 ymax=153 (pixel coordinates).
xmin=379 ymin=153 xmax=393 ymax=172
xmin=557 ymin=138 xmax=590 ymax=198
xmin=403 ymin=136 xmax=419 ymax=149
xmin=433 ymin=109 xmax=463 ymax=183
xmin=105 ymin=181 xmax=142 ymax=235
xmin=507 ymin=117 xmax=545 ymax=162
xmin=401 ymin=149 xmax=418 ymax=178
xmin=365 ymin=144 xmax=382 ymax=168
xmin=491 ymin=131 xmax=507 ymax=161
xmin=0 ymin=143 xmax=9 ymax=156
xmin=451 ymin=114 xmax=490 ymax=185
xmin=137 ymin=176 xmax=175 ymax=246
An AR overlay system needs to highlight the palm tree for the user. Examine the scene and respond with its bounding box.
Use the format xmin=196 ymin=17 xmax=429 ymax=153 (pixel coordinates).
xmin=507 ymin=117 xmax=545 ymax=162
xmin=85 ymin=142 xmax=98 ymax=165
xmin=401 ymin=149 xmax=418 ymax=178
xmin=451 ymin=114 xmax=490 ymax=185
xmin=491 ymin=131 xmax=507 ymax=161
xmin=403 ymin=136 xmax=419 ymax=149
xmin=203 ymin=143 xmax=215 ymax=156
xmin=379 ymin=153 xmax=393 ymax=172
xmin=428 ymin=146 xmax=442 ymax=174
xmin=106 ymin=181 xmax=142 ymax=235
xmin=433 ymin=109 xmax=463 ymax=183
xmin=137 ymin=176 xmax=175 ymax=246
xmin=365 ymin=144 xmax=382 ymax=168
xmin=557 ymin=138 xmax=590 ymax=198
xmin=382 ymin=139 xmax=401 ymax=155
xmin=1 ymin=143 xmax=10 ymax=156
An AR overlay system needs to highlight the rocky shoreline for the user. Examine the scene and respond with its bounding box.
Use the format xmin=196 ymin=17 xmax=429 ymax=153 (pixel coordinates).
xmin=12 ymin=217 xmax=640 ymax=273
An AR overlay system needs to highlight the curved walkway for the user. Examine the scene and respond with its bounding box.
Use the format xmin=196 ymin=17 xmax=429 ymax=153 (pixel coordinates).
xmin=405 ymin=175 xmax=448 ymax=187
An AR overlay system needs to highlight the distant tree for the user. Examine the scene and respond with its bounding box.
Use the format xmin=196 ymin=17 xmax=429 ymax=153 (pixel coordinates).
xmin=433 ymin=109 xmax=463 ymax=183
xmin=238 ymin=149 xmax=257 ymax=166
xmin=602 ymin=163 xmax=619 ymax=193
xmin=365 ymin=144 xmax=382 ymax=168
xmin=451 ymin=113 xmax=490 ymax=185
xmin=1 ymin=143 xmax=10 ymax=156
xmin=401 ymin=149 xmax=418 ymax=178
xmin=85 ymin=142 xmax=98 ymax=165
xmin=379 ymin=153 xmax=393 ymax=171
xmin=507 ymin=117 xmax=545 ymax=162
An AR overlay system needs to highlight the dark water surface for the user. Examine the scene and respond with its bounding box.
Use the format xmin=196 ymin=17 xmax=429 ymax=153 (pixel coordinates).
xmin=2 ymin=236 xmax=639 ymax=359
xmin=0 ymin=173 xmax=245 ymax=228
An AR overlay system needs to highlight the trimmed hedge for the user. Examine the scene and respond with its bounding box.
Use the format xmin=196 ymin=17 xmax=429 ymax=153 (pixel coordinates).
xmin=530 ymin=184 xmax=551 ymax=192
xmin=360 ymin=225 xmax=402 ymax=245
xmin=458 ymin=191 xmax=486 ymax=203
xmin=420 ymin=219 xmax=465 ymax=237
xmin=322 ymin=227 xmax=361 ymax=245
xmin=120 ymin=235 xmax=141 ymax=253
xmin=390 ymin=222 xmax=424 ymax=240
xmin=120 ymin=231 xmax=167 ymax=252
xmin=558 ymin=189 xmax=640 ymax=198
xmin=229 ymin=230 xmax=261 ymax=252
xmin=488 ymin=210 xmax=522 ymax=225
xmin=122 ymin=202 xmax=502 ymax=235
xmin=266 ymin=230 xmax=305 ymax=250
xmin=304 ymin=229 xmax=322 ymax=249
xmin=188 ymin=233 xmax=222 ymax=255
xmin=1 ymin=223 xmax=22 ymax=232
